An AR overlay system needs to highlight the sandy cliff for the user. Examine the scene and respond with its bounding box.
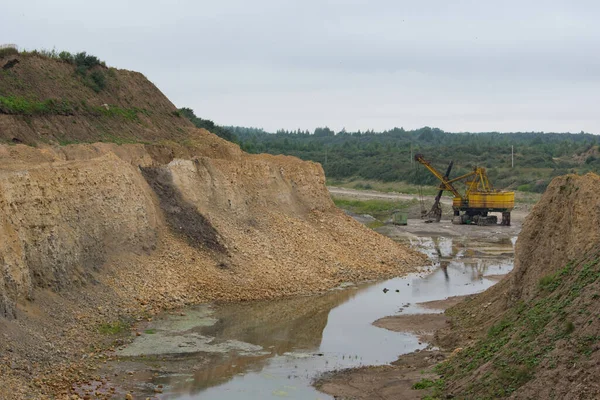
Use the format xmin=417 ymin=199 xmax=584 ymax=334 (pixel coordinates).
xmin=0 ymin=132 xmax=424 ymax=320
xmin=437 ymin=173 xmax=600 ymax=399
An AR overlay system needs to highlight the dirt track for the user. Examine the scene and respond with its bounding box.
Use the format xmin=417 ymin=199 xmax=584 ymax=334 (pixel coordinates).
xmin=328 ymin=186 xmax=437 ymax=203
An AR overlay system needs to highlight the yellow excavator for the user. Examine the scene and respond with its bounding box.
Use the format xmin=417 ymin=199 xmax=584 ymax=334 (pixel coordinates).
xmin=414 ymin=154 xmax=514 ymax=226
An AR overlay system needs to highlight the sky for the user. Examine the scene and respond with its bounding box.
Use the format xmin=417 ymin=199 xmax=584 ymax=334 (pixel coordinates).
xmin=2 ymin=0 xmax=599 ymax=133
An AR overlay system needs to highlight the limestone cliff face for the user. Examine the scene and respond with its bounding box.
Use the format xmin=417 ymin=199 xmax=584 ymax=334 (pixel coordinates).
xmin=0 ymin=132 xmax=425 ymax=318
xmin=0 ymin=152 xmax=158 ymax=317
xmin=0 ymin=53 xmax=425 ymax=318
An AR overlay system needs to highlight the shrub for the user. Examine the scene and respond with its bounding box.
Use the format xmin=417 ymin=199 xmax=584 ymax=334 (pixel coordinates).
xmin=75 ymin=64 xmax=88 ymax=77
xmin=73 ymin=51 xmax=102 ymax=69
xmin=58 ymin=50 xmax=73 ymax=63
xmin=179 ymin=107 xmax=238 ymax=143
xmin=63 ymin=51 xmax=108 ymax=92
xmin=98 ymin=321 xmax=128 ymax=335
xmin=564 ymin=320 xmax=575 ymax=335
xmin=87 ymin=70 xmax=106 ymax=92
xmin=0 ymin=47 xmax=18 ymax=59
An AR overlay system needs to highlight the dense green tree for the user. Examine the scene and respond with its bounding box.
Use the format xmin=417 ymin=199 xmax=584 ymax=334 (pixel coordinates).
xmin=179 ymin=108 xmax=237 ymax=143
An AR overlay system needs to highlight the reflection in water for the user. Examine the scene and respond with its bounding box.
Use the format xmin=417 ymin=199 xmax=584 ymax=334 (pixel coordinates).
xmin=107 ymin=235 xmax=515 ymax=399
xmin=202 ymin=288 xmax=361 ymax=354
xmin=166 ymin=289 xmax=362 ymax=396
xmin=409 ymin=235 xmax=516 ymax=285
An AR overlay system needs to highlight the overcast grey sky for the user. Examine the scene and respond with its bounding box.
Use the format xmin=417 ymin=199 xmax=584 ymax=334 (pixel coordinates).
xmin=2 ymin=0 xmax=599 ymax=133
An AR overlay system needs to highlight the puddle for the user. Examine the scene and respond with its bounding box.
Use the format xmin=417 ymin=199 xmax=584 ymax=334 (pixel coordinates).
xmin=95 ymin=235 xmax=515 ymax=399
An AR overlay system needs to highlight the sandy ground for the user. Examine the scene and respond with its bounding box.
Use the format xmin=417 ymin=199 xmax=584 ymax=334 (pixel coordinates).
xmin=314 ymin=350 xmax=446 ymax=400
xmin=373 ymin=313 xmax=449 ymax=343
xmin=328 ymin=186 xmax=435 ymax=204
xmin=417 ymin=295 xmax=468 ymax=310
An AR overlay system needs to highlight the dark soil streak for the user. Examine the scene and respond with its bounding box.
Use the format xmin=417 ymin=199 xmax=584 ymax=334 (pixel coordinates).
xmin=140 ymin=166 xmax=227 ymax=254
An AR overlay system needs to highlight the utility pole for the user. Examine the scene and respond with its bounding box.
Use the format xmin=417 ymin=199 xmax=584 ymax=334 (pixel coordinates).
xmin=511 ymin=145 xmax=514 ymax=168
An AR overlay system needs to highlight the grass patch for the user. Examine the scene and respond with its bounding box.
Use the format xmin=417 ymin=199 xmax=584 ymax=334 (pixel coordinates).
xmin=332 ymin=197 xmax=416 ymax=221
xmin=327 ymin=178 xmax=445 ymax=197
xmin=143 ymin=329 xmax=157 ymax=334
xmin=98 ymin=321 xmax=129 ymax=335
xmin=412 ymin=378 xmax=436 ymax=389
xmin=538 ymin=262 xmax=572 ymax=292
xmin=332 ymin=198 xmax=416 ymax=214
xmin=94 ymin=105 xmax=141 ymax=121
xmin=412 ymin=378 xmax=445 ymax=398
xmin=0 ymin=95 xmax=149 ymax=123
xmin=0 ymin=96 xmax=75 ymax=115
xmin=365 ymin=220 xmax=385 ymax=229
xmin=326 ymin=178 xmax=541 ymax=206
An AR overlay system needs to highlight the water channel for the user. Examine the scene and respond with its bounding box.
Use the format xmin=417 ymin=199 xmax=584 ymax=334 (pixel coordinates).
xmin=91 ymin=228 xmax=517 ymax=399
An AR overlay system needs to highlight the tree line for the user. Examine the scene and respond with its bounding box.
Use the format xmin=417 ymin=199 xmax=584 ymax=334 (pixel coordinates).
xmin=181 ymin=108 xmax=600 ymax=192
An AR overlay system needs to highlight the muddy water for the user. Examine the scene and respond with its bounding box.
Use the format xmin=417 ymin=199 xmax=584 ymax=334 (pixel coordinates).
xmin=101 ymin=234 xmax=516 ymax=399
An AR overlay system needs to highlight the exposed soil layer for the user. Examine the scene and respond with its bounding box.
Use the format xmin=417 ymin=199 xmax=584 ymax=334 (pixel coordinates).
xmin=417 ymin=295 xmax=468 ymax=310
xmin=140 ymin=166 xmax=226 ymax=254
xmin=0 ymin=53 xmax=193 ymax=145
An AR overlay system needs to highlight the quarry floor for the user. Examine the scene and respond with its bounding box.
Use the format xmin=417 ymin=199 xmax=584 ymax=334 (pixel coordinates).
xmin=316 ymin=189 xmax=527 ymax=400
xmin=70 ymin=191 xmax=524 ymax=400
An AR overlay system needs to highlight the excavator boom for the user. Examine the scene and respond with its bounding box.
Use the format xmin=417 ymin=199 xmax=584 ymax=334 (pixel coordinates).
xmin=413 ymin=154 xmax=462 ymax=198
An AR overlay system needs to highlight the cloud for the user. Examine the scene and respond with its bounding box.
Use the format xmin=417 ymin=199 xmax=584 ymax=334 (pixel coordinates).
xmin=1 ymin=0 xmax=599 ymax=133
